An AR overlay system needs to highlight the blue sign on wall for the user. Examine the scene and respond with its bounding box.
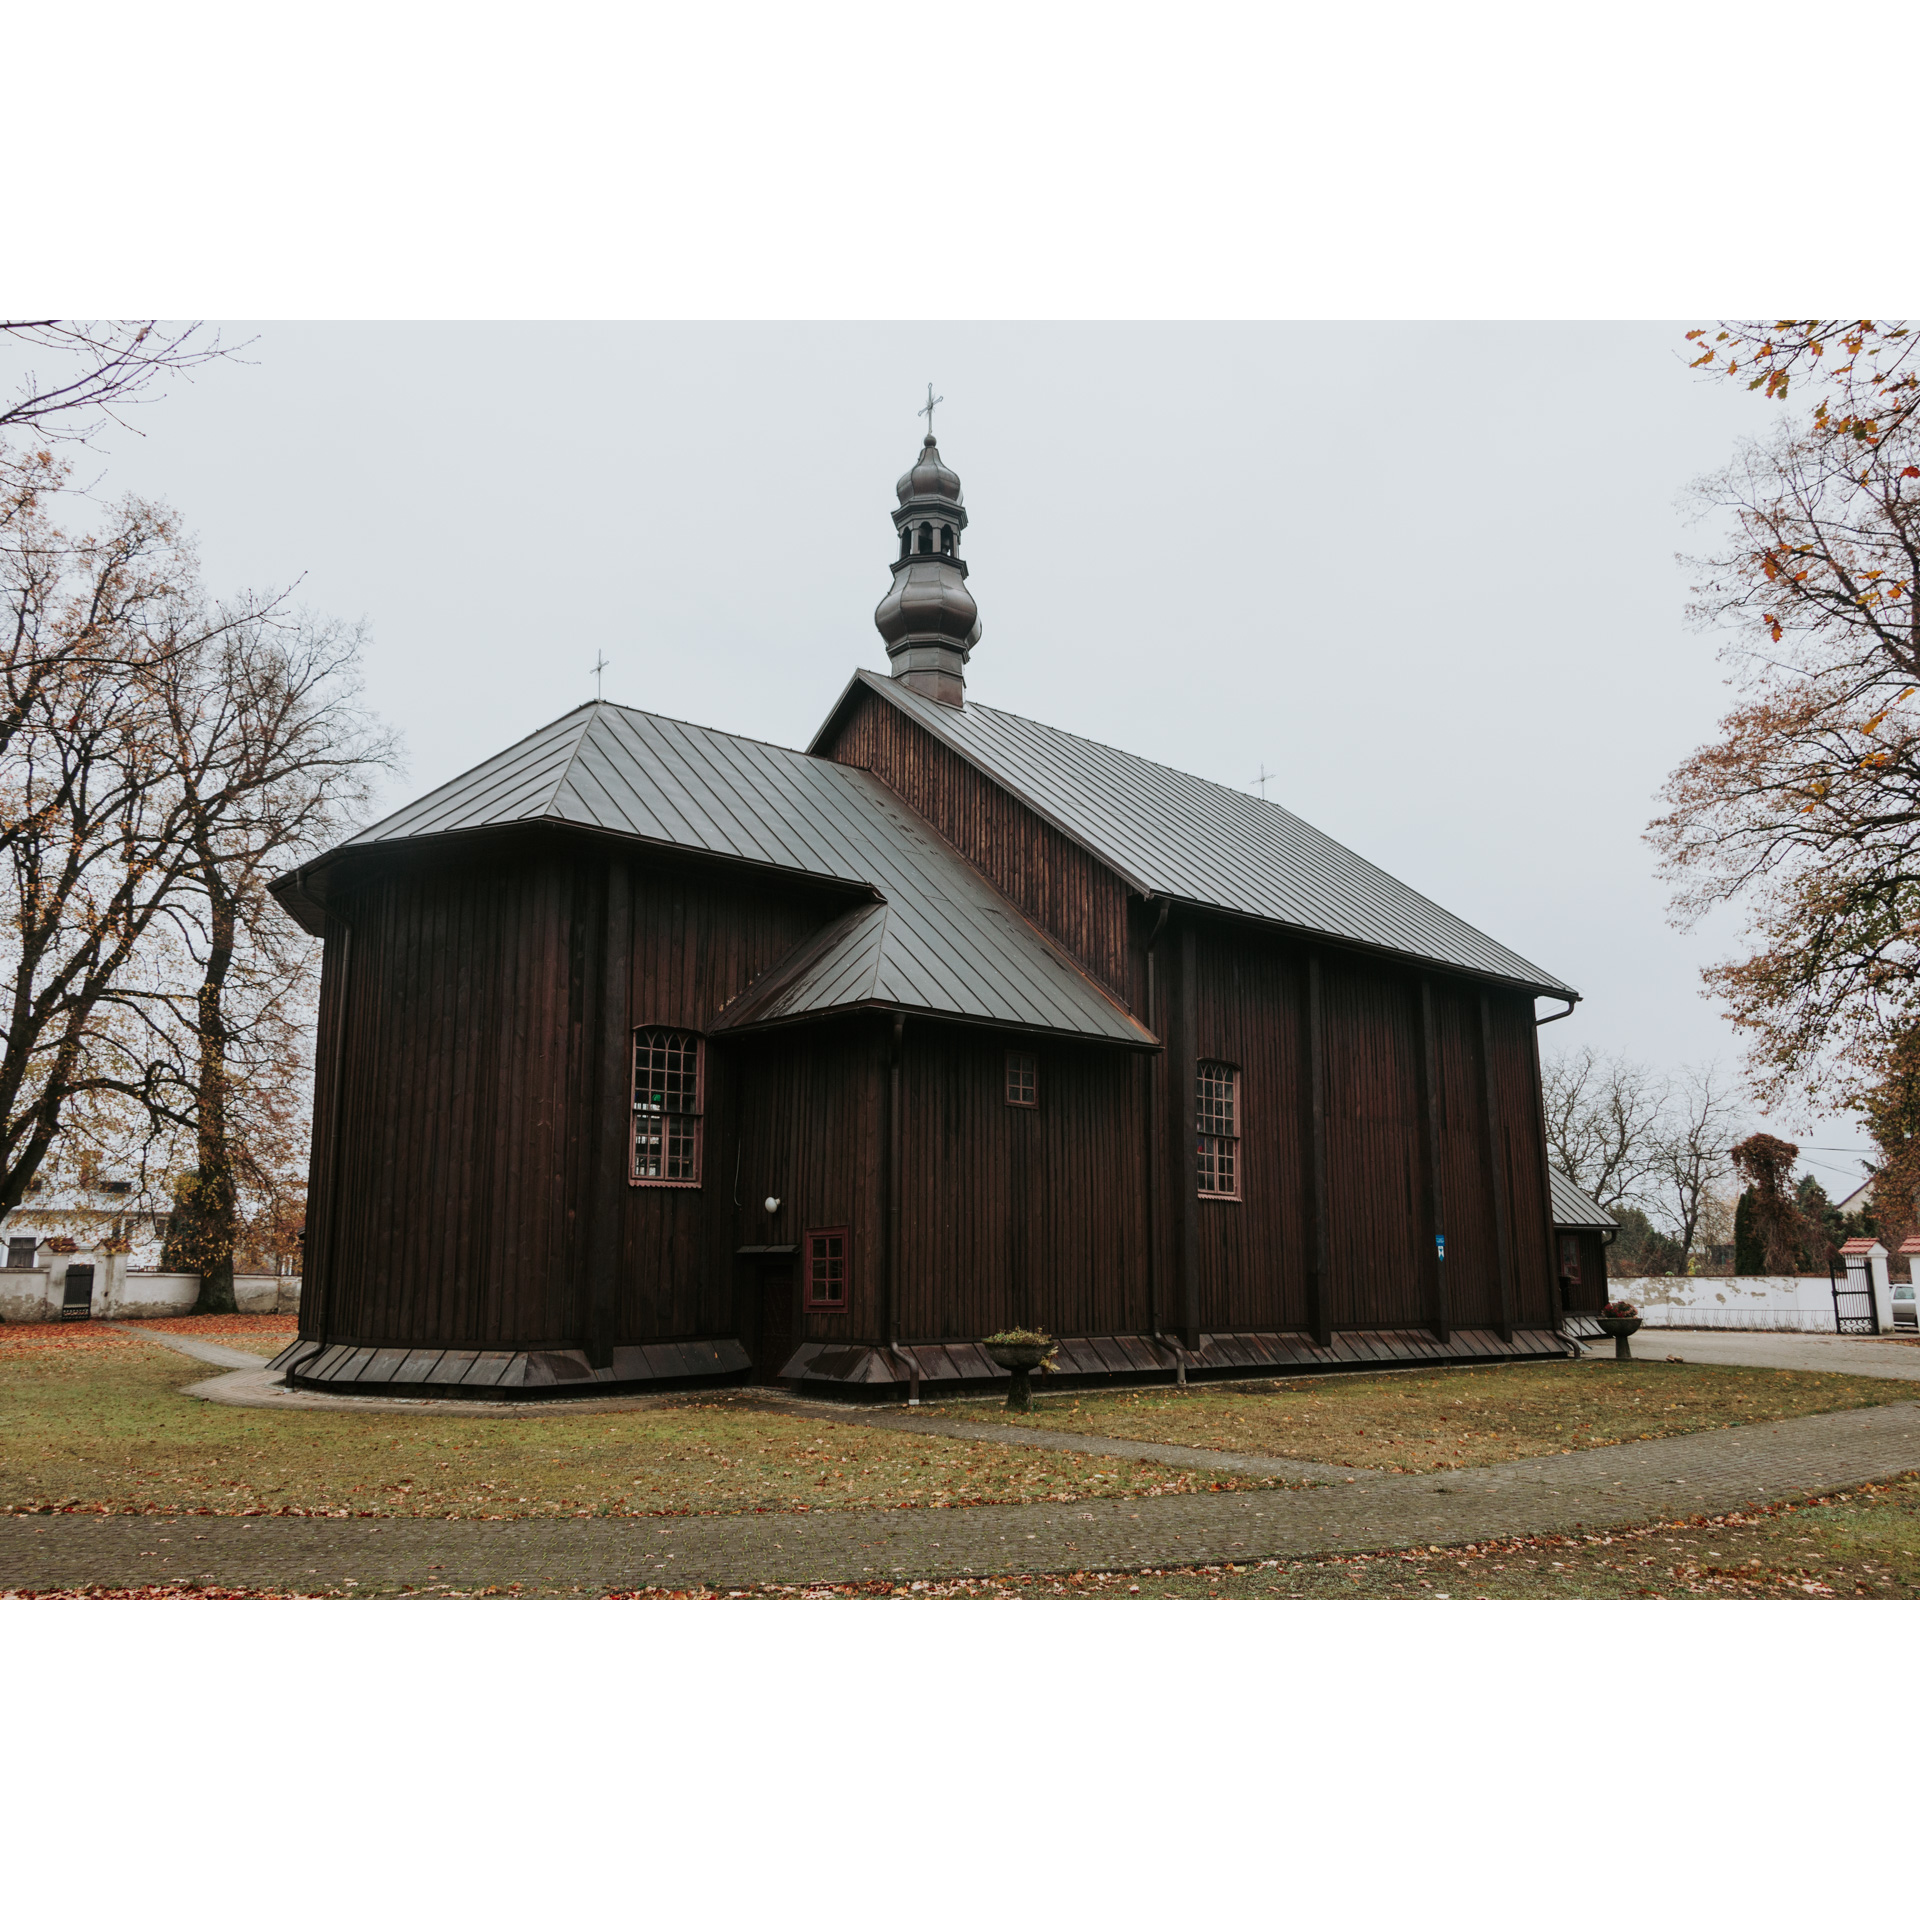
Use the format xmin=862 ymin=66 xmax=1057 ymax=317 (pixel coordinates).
xmin=1435 ymin=1234 xmax=1447 ymax=1261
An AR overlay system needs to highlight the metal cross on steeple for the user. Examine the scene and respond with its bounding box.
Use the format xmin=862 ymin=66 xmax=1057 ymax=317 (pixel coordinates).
xmin=919 ymin=383 xmax=943 ymax=436
xmin=1249 ymin=763 xmax=1272 ymax=801
xmin=592 ymin=650 xmax=609 ymax=701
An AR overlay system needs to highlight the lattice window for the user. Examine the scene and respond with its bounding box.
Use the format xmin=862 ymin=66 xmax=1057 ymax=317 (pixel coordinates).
xmin=632 ymin=1028 xmax=703 ymax=1187
xmin=805 ymin=1228 xmax=850 ymax=1312
xmin=1006 ymin=1050 xmax=1038 ymax=1108
xmin=1197 ymin=1059 xmax=1241 ymax=1198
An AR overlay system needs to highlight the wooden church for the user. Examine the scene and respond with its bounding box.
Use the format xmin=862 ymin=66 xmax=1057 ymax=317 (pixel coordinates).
xmin=270 ymin=425 xmax=1582 ymax=1398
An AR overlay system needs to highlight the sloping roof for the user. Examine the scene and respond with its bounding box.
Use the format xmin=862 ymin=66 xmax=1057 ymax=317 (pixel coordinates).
xmin=276 ymin=702 xmax=1152 ymax=1048
xmin=816 ymin=670 xmax=1576 ymax=998
xmin=1548 ymin=1166 xmax=1616 ymax=1231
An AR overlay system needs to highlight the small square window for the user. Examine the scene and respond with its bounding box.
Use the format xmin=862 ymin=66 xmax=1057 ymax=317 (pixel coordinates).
xmin=805 ymin=1228 xmax=850 ymax=1312
xmin=1006 ymin=1050 xmax=1037 ymax=1108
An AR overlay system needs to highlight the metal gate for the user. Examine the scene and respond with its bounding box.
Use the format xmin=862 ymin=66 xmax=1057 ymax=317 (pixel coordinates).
xmin=1831 ymin=1255 xmax=1880 ymax=1336
xmin=60 ymin=1263 xmax=95 ymax=1321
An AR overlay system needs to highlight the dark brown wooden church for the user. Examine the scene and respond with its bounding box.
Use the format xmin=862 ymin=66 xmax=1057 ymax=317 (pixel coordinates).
xmin=270 ymin=427 xmax=1582 ymax=1398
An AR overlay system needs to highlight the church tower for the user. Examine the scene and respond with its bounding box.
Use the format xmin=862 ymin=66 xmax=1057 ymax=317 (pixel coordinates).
xmin=873 ymin=403 xmax=980 ymax=708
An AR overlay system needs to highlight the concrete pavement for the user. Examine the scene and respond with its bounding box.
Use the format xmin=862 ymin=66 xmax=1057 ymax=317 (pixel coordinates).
xmin=1610 ymin=1327 xmax=1920 ymax=1382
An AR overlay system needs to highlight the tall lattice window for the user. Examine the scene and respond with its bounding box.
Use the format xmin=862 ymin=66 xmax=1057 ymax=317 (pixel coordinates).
xmin=805 ymin=1228 xmax=850 ymax=1312
xmin=632 ymin=1028 xmax=703 ymax=1187
xmin=1006 ymin=1050 xmax=1038 ymax=1108
xmin=1196 ymin=1059 xmax=1241 ymax=1198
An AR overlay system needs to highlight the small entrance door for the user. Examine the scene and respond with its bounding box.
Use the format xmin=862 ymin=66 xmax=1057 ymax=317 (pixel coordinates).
xmin=61 ymin=1264 xmax=95 ymax=1320
xmin=747 ymin=1256 xmax=797 ymax=1385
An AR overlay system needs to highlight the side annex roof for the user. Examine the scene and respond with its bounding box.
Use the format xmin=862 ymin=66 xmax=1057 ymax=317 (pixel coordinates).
xmin=271 ymin=702 xmax=1152 ymax=1049
xmin=1548 ymin=1167 xmax=1617 ymax=1232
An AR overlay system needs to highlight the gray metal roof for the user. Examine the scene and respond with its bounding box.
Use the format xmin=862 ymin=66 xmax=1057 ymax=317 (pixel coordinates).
xmin=289 ymin=702 xmax=1152 ymax=1048
xmin=816 ymin=670 xmax=1577 ymax=998
xmin=1548 ymin=1166 xmax=1616 ymax=1231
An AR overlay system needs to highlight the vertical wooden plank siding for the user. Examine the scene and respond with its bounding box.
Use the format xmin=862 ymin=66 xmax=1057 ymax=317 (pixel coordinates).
xmin=1306 ymin=953 xmax=1332 ymax=1345
xmin=1416 ymin=978 xmax=1451 ymax=1341
xmin=1172 ymin=923 xmax=1200 ymax=1344
xmin=305 ymin=825 xmax=1568 ymax=1362
xmin=1477 ymin=989 xmax=1518 ymax=1341
xmin=1321 ymin=962 xmax=1426 ymax=1332
xmin=296 ymin=917 xmax=350 ymax=1347
xmin=1488 ymin=989 xmax=1559 ymax=1330
xmin=1187 ymin=924 xmax=1308 ymax=1335
xmin=725 ymin=1022 xmax=886 ymax=1347
xmin=823 ymin=688 xmax=1134 ymax=997
xmin=616 ymin=860 xmax=859 ymax=1348
xmin=892 ymin=1024 xmax=1148 ymax=1342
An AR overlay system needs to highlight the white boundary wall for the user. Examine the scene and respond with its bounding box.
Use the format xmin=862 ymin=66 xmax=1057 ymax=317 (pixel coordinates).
xmin=1612 ymin=1269 xmax=1883 ymax=1334
xmin=0 ymin=1259 xmax=300 ymax=1322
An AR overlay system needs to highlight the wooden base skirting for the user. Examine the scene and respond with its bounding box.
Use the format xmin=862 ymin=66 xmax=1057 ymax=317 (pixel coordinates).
xmin=266 ymin=1323 xmax=1574 ymax=1400
xmin=784 ymin=1325 xmax=1573 ymax=1392
xmin=266 ymin=1338 xmax=750 ymax=1398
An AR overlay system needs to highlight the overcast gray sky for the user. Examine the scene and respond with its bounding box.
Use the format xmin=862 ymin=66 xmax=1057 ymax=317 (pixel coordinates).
xmin=56 ymin=321 xmax=1873 ymax=1194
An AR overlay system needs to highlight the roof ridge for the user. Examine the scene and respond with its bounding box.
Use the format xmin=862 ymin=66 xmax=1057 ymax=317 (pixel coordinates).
xmin=584 ymin=696 xmax=829 ymax=764
xmin=863 ymin=668 xmax=1308 ymax=822
xmin=546 ymin=703 xmax=608 ymax=817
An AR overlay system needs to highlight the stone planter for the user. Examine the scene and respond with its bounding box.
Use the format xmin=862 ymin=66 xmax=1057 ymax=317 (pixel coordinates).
xmin=1596 ymin=1313 xmax=1642 ymax=1362
xmin=984 ymin=1340 xmax=1055 ymax=1413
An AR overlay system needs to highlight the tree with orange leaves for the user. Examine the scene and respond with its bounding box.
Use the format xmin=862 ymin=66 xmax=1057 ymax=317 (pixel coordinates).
xmin=1652 ymin=321 xmax=1920 ymax=1119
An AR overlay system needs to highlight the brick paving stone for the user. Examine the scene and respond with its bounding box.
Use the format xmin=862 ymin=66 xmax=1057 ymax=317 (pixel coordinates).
xmin=8 ymin=1400 xmax=1920 ymax=1595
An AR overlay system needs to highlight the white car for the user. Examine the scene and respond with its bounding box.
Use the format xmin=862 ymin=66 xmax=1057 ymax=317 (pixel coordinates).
xmin=1892 ymin=1281 xmax=1919 ymax=1332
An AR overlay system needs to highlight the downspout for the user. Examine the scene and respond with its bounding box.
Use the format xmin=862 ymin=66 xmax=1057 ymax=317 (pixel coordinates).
xmin=1142 ymin=896 xmax=1184 ymax=1384
xmin=286 ymin=900 xmax=353 ymax=1391
xmin=1535 ymin=993 xmax=1576 ymax=1028
xmin=883 ymin=1011 xmax=921 ymax=1405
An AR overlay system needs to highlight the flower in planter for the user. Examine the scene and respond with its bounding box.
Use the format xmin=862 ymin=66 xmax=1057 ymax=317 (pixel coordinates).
xmin=985 ymin=1327 xmax=1059 ymax=1372
xmin=1603 ymin=1300 xmax=1639 ymax=1319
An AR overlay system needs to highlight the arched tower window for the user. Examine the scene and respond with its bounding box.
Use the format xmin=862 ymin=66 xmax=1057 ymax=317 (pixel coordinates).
xmin=1196 ymin=1060 xmax=1241 ymax=1199
xmin=917 ymin=522 xmax=933 ymax=554
xmin=899 ymin=525 xmax=911 ymax=560
xmin=941 ymin=525 xmax=954 ymax=556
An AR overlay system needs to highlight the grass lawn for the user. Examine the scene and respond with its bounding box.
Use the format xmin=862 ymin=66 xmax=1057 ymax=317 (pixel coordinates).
xmin=922 ymin=1359 xmax=1920 ymax=1472
xmin=0 ymin=1326 xmax=1288 ymax=1519
xmin=827 ymin=1471 xmax=1920 ymax=1601
xmin=584 ymin=1471 xmax=1917 ymax=1600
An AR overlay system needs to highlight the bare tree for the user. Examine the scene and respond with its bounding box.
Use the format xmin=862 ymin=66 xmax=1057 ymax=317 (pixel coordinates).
xmin=1646 ymin=1063 xmax=1741 ymax=1264
xmin=1 ymin=321 xmax=243 ymax=445
xmin=129 ymin=607 xmax=398 ymax=1309
xmin=0 ymin=461 xmax=230 ymax=1215
xmin=1539 ymin=1045 xmax=1673 ymax=1211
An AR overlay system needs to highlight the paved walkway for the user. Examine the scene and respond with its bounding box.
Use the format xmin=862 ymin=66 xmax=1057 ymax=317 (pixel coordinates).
xmin=1617 ymin=1328 xmax=1920 ymax=1382
xmin=125 ymin=1327 xmax=272 ymax=1370
xmin=9 ymin=1399 xmax=1919 ymax=1594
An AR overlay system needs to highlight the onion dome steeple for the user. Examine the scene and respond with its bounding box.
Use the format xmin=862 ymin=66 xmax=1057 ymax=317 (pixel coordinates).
xmin=873 ymin=388 xmax=980 ymax=707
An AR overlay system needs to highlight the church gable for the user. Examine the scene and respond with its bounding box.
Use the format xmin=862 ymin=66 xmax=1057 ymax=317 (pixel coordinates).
xmin=814 ymin=679 xmax=1136 ymax=1002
